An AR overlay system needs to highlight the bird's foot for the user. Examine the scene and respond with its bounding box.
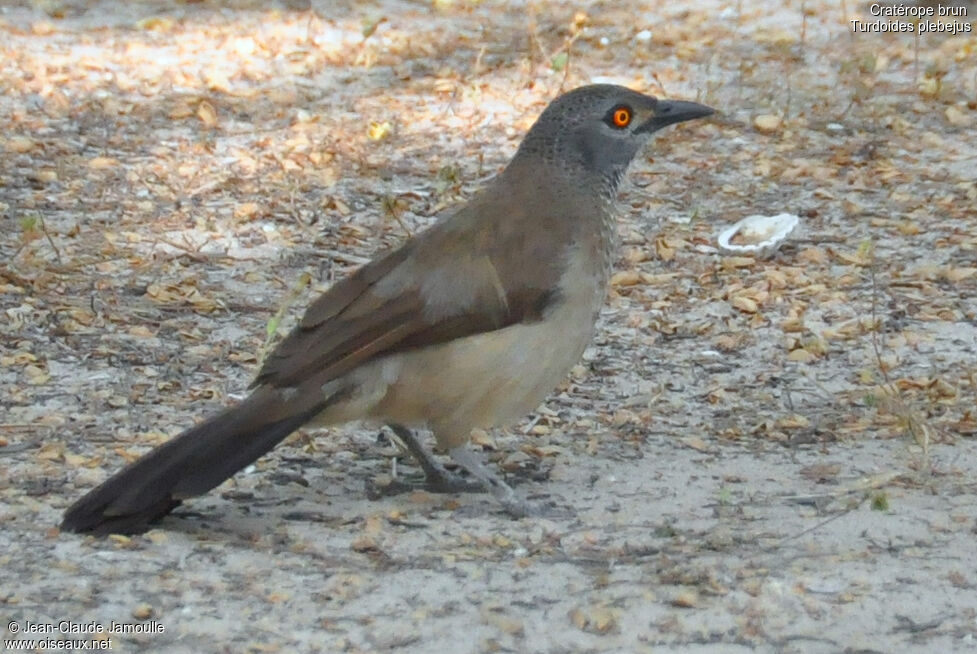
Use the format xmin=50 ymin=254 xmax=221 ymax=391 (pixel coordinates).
xmin=365 ymin=468 xmax=485 ymax=500
xmin=365 ymin=475 xmax=419 ymax=500
xmin=446 ymin=445 xmax=573 ymax=519
xmin=421 ymin=467 xmax=487 ymax=494
xmin=499 ymin=496 xmax=575 ymax=519
xmin=368 ymin=424 xmax=487 ymax=499
xmin=391 ymin=424 xmax=481 ymax=490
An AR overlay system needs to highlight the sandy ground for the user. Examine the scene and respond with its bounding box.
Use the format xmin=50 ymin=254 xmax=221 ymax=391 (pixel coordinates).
xmin=2 ymin=0 xmax=976 ymax=652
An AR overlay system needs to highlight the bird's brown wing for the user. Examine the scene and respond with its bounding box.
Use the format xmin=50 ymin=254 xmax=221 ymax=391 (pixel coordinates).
xmin=253 ymin=193 xmax=566 ymax=390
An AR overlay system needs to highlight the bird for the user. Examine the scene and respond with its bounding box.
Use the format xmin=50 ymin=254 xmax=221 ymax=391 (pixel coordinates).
xmin=60 ymin=84 xmax=713 ymax=535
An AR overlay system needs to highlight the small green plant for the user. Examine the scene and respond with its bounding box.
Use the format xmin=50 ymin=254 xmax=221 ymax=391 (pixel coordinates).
xmin=870 ymin=491 xmax=889 ymax=512
xmin=20 ymin=215 xmax=39 ymax=232
xmin=259 ymin=272 xmax=312 ymax=365
xmin=435 ymin=164 xmax=461 ymax=195
xmin=717 ymin=486 xmax=733 ymax=506
xmin=551 ymin=52 xmax=568 ymax=72
xmin=654 ymin=523 xmax=678 ymax=538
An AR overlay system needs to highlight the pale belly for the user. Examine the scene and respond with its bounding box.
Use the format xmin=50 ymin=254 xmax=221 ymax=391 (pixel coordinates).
xmin=376 ymin=298 xmax=595 ymax=445
xmin=315 ymin=244 xmax=609 ymax=449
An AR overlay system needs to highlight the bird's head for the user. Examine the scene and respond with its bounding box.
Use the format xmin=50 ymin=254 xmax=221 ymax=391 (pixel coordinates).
xmin=511 ymin=84 xmax=714 ymax=196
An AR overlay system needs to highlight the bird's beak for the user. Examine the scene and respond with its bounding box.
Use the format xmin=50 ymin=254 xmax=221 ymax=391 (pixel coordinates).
xmin=637 ymin=99 xmax=714 ymax=133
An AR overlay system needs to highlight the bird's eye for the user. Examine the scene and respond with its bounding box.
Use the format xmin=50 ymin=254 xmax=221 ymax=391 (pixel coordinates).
xmin=611 ymin=106 xmax=632 ymax=129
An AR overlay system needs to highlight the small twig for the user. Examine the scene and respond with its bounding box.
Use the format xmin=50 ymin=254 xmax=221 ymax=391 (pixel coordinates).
xmin=0 ymin=442 xmax=37 ymax=455
xmin=186 ymin=176 xmax=231 ymax=199
xmin=257 ymin=272 xmax=312 ymax=366
xmin=894 ymin=614 xmax=947 ymax=633
xmin=765 ymin=504 xmax=858 ymax=550
xmin=0 ymin=265 xmax=34 ymax=287
xmin=869 ymin=244 xmax=931 ymax=464
xmin=552 ymin=29 xmax=582 ymax=91
xmin=868 ymin=247 xmax=891 ymax=389
xmin=798 ymin=372 xmax=840 ymax=404
xmin=473 ymin=45 xmax=487 ymax=75
xmin=38 ymin=215 xmax=63 ymax=264
xmin=527 ymin=10 xmax=547 ymax=64
xmin=781 ymin=472 xmax=901 ymax=507
xmin=771 ymin=471 xmax=906 ymax=550
xmin=149 ymin=236 xmax=216 ymax=262
xmin=650 ymin=71 xmax=668 ymax=97
xmin=793 ymin=235 xmax=847 ymax=245
xmin=315 ymin=248 xmax=371 ymax=266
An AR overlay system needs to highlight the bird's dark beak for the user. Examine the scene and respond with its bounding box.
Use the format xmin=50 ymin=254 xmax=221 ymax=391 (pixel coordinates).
xmin=638 ymin=100 xmax=714 ymax=133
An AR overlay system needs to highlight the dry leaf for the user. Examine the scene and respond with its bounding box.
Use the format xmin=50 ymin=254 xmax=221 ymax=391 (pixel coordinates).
xmin=470 ymin=429 xmax=496 ymax=449
xmin=671 ymin=590 xmax=698 ymax=608
xmin=234 ymin=202 xmax=260 ymax=221
xmin=568 ymin=606 xmax=619 ymax=634
xmin=731 ymin=295 xmax=758 ymax=313
xmin=799 ymin=463 xmax=841 ymax=481
xmin=132 ymin=604 xmax=154 ymax=620
xmin=197 ymin=101 xmax=218 ymax=128
xmin=753 ymin=114 xmax=781 ymax=132
xmin=88 ymin=156 xmax=118 ymax=170
xmin=5 ymin=136 xmax=36 ymax=153
xmin=368 ymin=121 xmax=392 ymax=141
xmin=945 ymin=106 xmax=972 ymax=127
xmin=655 ymin=236 xmax=676 ymax=261
xmin=611 ymin=270 xmax=641 ymax=287
xmin=168 ymin=102 xmax=195 ymax=120
xmin=721 ymin=256 xmax=756 ymax=269
xmin=136 ymin=16 xmax=175 ymax=31
xmin=680 ymin=436 xmax=711 ymax=452
xmin=787 ymin=349 xmax=816 ymax=363
xmin=777 ymin=414 xmax=810 ymax=429
xmin=944 ymin=267 xmax=977 ymax=283
xmin=797 ymin=247 xmax=827 ymax=264
xmin=833 ymin=249 xmax=871 ymax=266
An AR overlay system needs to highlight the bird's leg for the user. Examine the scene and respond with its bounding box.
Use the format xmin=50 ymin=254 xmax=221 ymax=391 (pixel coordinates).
xmin=387 ymin=424 xmax=484 ymax=494
xmin=447 ymin=445 xmax=536 ymax=518
xmin=378 ymin=427 xmax=552 ymax=518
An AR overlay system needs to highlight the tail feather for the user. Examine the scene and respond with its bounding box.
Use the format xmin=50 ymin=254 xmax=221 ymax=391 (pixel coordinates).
xmin=61 ymin=390 xmax=323 ymax=535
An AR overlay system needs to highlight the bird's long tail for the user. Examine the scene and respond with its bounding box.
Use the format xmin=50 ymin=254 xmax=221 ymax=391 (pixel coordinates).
xmin=60 ymin=389 xmax=324 ymax=535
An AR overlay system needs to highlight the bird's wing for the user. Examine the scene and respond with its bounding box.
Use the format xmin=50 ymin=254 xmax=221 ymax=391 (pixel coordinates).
xmin=253 ymin=191 xmax=567 ymax=390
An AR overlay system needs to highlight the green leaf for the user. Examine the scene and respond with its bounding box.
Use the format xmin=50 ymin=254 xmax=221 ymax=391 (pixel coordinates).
xmin=870 ymin=492 xmax=889 ymax=512
xmin=551 ymin=52 xmax=569 ymax=72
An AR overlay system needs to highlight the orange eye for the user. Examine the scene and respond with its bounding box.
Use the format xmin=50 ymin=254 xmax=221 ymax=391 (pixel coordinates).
xmin=612 ymin=107 xmax=632 ymax=128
